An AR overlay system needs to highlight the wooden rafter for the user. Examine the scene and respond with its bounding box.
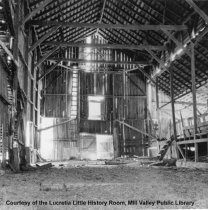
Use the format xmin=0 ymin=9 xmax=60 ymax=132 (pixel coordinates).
xmin=125 ymin=73 xmax=146 ymax=95
xmin=29 ymin=20 xmax=188 ymax=31
xmin=145 ymin=48 xmax=164 ymax=67
xmin=48 ymin=58 xmax=150 ymax=65
xmin=96 ymin=0 xmax=107 ymax=34
xmin=137 ymin=66 xmax=156 ymax=85
xmin=34 ymin=46 xmax=59 ymax=69
xmin=21 ymin=0 xmax=53 ymax=26
xmin=43 ymin=41 xmax=166 ymax=51
xmin=186 ymin=0 xmax=208 ymax=23
xmin=162 ymin=29 xmax=183 ymax=48
xmin=29 ymin=26 xmax=60 ymax=52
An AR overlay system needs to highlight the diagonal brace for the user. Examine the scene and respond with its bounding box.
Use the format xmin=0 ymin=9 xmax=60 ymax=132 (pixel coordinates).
xmin=186 ymin=0 xmax=208 ymax=23
xmin=37 ymin=59 xmax=62 ymax=81
xmin=21 ymin=0 xmax=53 ymax=26
xmin=29 ymin=26 xmax=60 ymax=53
xmin=34 ymin=46 xmax=59 ymax=69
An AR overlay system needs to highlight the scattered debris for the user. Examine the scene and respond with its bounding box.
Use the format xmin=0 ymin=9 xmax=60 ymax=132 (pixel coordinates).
xmin=0 ymin=169 xmax=5 ymax=176
xmin=36 ymin=163 xmax=53 ymax=170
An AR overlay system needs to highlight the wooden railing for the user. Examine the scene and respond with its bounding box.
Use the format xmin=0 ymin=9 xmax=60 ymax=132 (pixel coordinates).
xmin=176 ymin=113 xmax=208 ymax=141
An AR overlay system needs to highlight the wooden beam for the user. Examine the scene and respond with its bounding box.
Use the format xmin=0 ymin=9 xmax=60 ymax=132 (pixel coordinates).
xmin=21 ymin=0 xmax=53 ymax=26
xmin=191 ymin=42 xmax=198 ymax=162
xmin=137 ymin=66 xmax=156 ymax=84
xmin=29 ymin=20 xmax=188 ymax=31
xmin=175 ymin=101 xmax=207 ymax=106
xmin=0 ymin=40 xmax=18 ymax=66
xmin=186 ymin=0 xmax=208 ymax=23
xmin=115 ymin=120 xmax=156 ymax=139
xmin=34 ymin=46 xmax=59 ymax=69
xmin=146 ymin=48 xmax=164 ymax=67
xmin=170 ymin=68 xmax=181 ymax=159
xmin=0 ymin=94 xmax=11 ymax=105
xmin=96 ymin=0 xmax=107 ymax=34
xmin=177 ymin=138 xmax=208 ymax=145
xmin=37 ymin=59 xmax=62 ymax=80
xmin=162 ymin=29 xmax=183 ymax=48
xmin=194 ymin=26 xmax=208 ymax=45
xmin=38 ymin=118 xmax=76 ymax=132
xmin=29 ymin=26 xmax=60 ymax=52
xmin=43 ymin=41 xmax=166 ymax=51
xmin=48 ymin=58 xmax=150 ymax=65
xmin=159 ymin=96 xmax=208 ymax=109
xmin=2 ymin=0 xmax=15 ymax=36
xmin=125 ymin=73 xmax=146 ymax=95
xmin=156 ymin=78 xmax=160 ymax=152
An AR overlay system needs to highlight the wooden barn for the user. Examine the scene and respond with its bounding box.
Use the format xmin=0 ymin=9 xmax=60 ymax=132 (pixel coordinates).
xmin=0 ymin=1 xmax=208 ymax=208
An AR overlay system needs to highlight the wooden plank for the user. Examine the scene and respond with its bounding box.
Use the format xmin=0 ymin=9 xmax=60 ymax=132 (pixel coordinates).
xmin=191 ymin=42 xmax=198 ymax=162
xmin=115 ymin=120 xmax=156 ymax=139
xmin=43 ymin=41 xmax=166 ymax=51
xmin=177 ymin=138 xmax=208 ymax=144
xmin=21 ymin=0 xmax=53 ymax=26
xmin=29 ymin=26 xmax=60 ymax=52
xmin=49 ymin=58 xmax=150 ymax=65
xmin=186 ymin=0 xmax=208 ymax=23
xmin=37 ymin=118 xmax=76 ymax=132
xmin=34 ymin=46 xmax=59 ymax=69
xmin=29 ymin=20 xmax=188 ymax=31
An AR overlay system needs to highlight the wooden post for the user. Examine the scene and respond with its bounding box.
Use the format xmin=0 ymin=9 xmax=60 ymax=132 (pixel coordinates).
xmin=9 ymin=0 xmax=20 ymax=170
xmin=170 ymin=68 xmax=179 ymax=159
xmin=156 ymin=78 xmax=160 ymax=153
xmin=123 ymin=68 xmax=126 ymax=155
xmin=65 ymin=69 xmax=68 ymax=117
xmin=113 ymin=74 xmax=118 ymax=157
xmin=191 ymin=42 xmax=198 ymax=162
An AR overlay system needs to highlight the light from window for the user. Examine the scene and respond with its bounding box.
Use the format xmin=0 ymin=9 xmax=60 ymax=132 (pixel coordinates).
xmin=88 ymin=96 xmax=104 ymax=120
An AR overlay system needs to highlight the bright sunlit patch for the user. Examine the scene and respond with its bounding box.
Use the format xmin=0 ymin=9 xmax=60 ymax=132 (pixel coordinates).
xmin=88 ymin=96 xmax=104 ymax=120
xmin=40 ymin=118 xmax=54 ymax=160
xmin=156 ymin=67 xmax=161 ymax=74
xmin=175 ymin=48 xmax=183 ymax=56
xmin=86 ymin=36 xmax=92 ymax=44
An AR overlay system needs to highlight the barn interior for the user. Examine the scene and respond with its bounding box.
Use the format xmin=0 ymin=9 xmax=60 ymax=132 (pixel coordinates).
xmin=0 ymin=0 xmax=208 ymax=208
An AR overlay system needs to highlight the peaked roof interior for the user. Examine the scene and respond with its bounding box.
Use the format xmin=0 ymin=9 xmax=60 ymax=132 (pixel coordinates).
xmin=27 ymin=0 xmax=208 ymax=100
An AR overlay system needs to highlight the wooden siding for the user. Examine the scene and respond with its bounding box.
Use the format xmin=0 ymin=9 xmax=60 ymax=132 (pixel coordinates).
xmin=40 ymin=117 xmax=79 ymax=161
xmin=0 ymin=61 xmax=9 ymax=162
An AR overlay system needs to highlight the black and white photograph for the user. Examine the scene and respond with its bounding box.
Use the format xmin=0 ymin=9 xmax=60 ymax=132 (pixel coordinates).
xmin=0 ymin=0 xmax=208 ymax=209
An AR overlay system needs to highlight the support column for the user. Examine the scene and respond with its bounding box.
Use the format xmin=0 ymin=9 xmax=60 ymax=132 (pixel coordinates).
xmin=191 ymin=42 xmax=198 ymax=162
xmin=170 ymin=68 xmax=179 ymax=159
xmin=122 ymin=68 xmax=126 ymax=155
xmin=112 ymin=74 xmax=119 ymax=157
xmin=155 ymin=78 xmax=160 ymax=153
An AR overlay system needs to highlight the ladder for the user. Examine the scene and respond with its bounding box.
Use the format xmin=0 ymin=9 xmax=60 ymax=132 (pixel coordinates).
xmin=157 ymin=136 xmax=175 ymax=161
xmin=70 ymin=70 xmax=79 ymax=142
xmin=0 ymin=124 xmax=3 ymax=161
xmin=70 ymin=70 xmax=78 ymax=119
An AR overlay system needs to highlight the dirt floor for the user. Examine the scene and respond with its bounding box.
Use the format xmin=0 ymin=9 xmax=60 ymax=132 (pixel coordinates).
xmin=0 ymin=160 xmax=208 ymax=210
